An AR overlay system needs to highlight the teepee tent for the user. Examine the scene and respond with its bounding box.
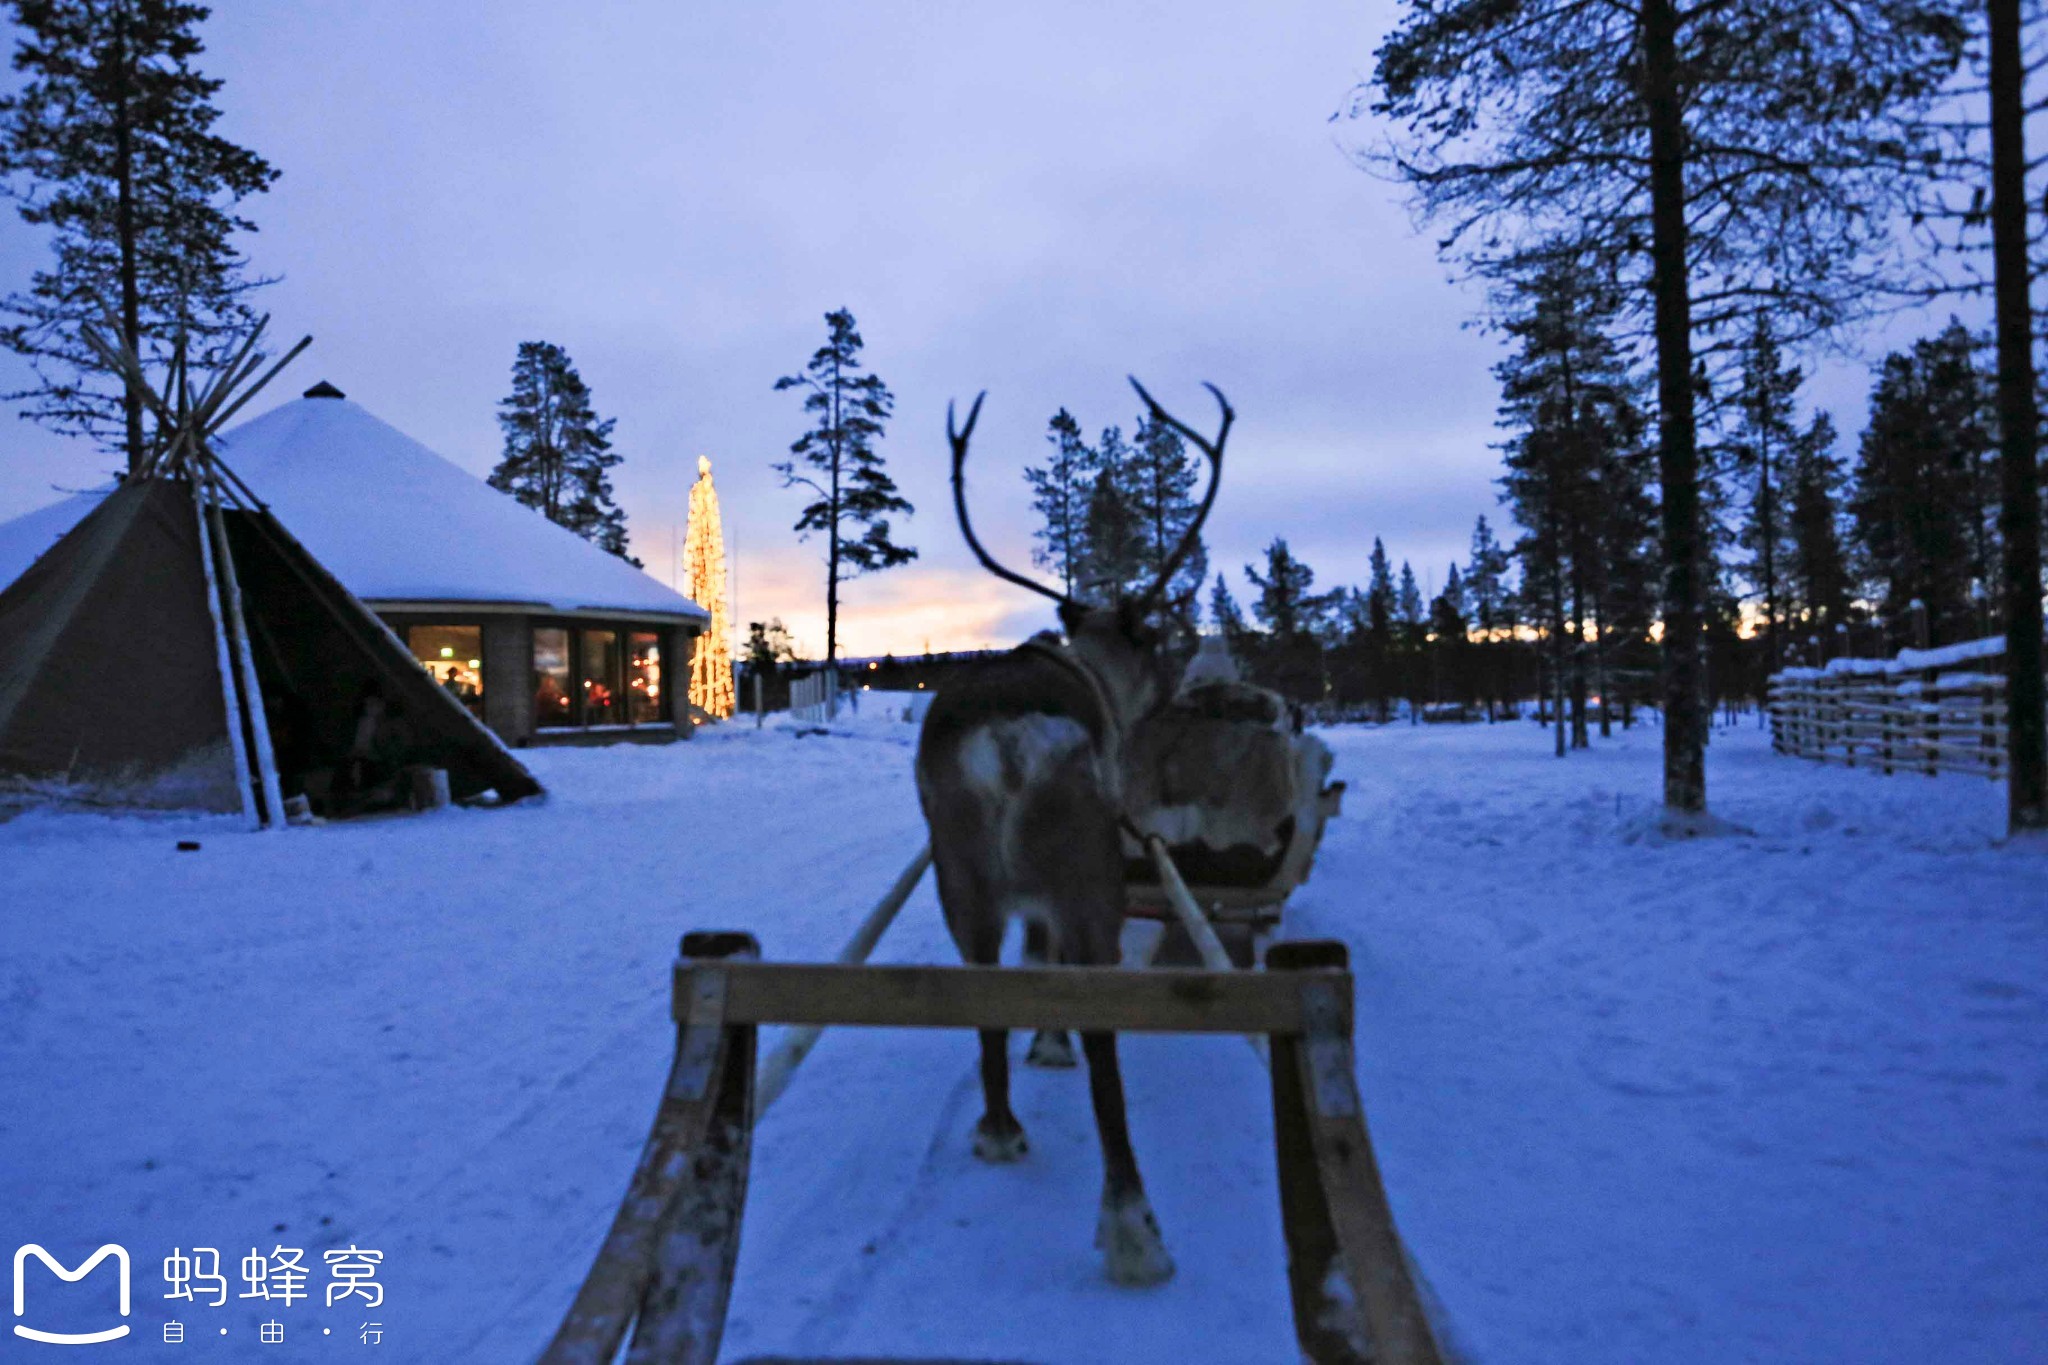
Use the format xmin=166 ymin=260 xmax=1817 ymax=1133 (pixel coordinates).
xmin=0 ymin=319 xmax=541 ymax=822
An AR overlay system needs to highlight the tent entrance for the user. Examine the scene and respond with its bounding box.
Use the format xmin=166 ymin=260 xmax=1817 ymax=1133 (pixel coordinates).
xmin=220 ymin=504 xmax=540 ymax=819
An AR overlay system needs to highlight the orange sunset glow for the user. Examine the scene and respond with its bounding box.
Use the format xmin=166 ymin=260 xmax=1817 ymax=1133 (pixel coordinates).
xmin=727 ymin=559 xmax=1054 ymax=659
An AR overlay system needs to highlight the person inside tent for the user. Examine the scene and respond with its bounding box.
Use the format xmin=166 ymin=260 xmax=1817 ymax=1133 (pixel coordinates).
xmin=332 ymin=679 xmax=414 ymax=815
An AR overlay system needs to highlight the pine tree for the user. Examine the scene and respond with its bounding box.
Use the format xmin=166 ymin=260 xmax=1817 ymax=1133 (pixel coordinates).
xmin=1025 ymin=408 xmax=1091 ymax=597
xmin=1719 ymin=319 xmax=1808 ymax=668
xmin=1245 ymin=537 xmax=1337 ymax=704
xmin=0 ymin=0 xmax=279 ymax=473
xmin=1396 ymin=562 xmax=1424 ymax=633
xmin=1394 ymin=561 xmax=1424 ymax=716
xmin=1365 ymin=538 xmax=1397 ymax=721
xmin=1592 ymin=440 xmax=1662 ymax=731
xmin=1075 ymin=424 xmax=1142 ymax=601
xmin=1465 ymin=515 xmax=1513 ymax=718
xmin=1429 ymin=564 xmax=1469 ymax=708
xmin=490 ymin=340 xmax=636 ymax=563
xmin=1366 ymin=0 xmax=1967 ymax=810
xmin=1986 ymin=0 xmax=2048 ymax=830
xmin=773 ymin=308 xmax=916 ymax=666
xmin=1245 ymin=537 xmax=1339 ymax=639
xmin=1465 ymin=517 xmax=1511 ymax=638
xmin=1208 ymin=572 xmax=1249 ymax=642
xmin=1785 ymin=413 xmax=1852 ymax=654
xmin=1366 ymin=539 xmax=1396 ymax=634
xmin=1848 ymin=323 xmax=1995 ymax=646
xmin=1494 ymin=262 xmax=1645 ymax=754
xmin=1128 ymin=409 xmax=1209 ymax=636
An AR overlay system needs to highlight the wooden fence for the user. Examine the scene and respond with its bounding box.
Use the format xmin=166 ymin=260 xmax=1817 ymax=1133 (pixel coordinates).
xmin=789 ymin=670 xmax=837 ymax=723
xmin=1766 ymin=635 xmax=2013 ymax=780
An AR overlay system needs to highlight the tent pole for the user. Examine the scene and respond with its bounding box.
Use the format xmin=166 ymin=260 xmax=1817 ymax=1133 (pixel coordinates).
xmin=204 ymin=333 xmax=312 ymax=434
xmin=205 ymin=467 xmax=287 ymax=830
xmin=192 ymin=474 xmax=262 ymax=830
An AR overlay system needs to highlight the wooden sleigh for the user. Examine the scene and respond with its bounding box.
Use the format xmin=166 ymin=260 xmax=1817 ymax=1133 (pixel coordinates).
xmin=1120 ymin=680 xmax=1346 ymax=966
xmin=536 ymin=931 xmax=1445 ymax=1365
xmin=1124 ymin=769 xmax=1346 ymax=919
xmin=534 ymin=669 xmax=1429 ymax=1363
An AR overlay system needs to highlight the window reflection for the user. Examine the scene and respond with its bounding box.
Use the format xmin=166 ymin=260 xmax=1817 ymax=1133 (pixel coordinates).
xmin=534 ymin=627 xmax=572 ymax=729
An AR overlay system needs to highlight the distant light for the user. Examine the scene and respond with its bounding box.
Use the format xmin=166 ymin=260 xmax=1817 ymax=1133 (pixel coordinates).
xmin=439 ymin=647 xmax=454 ymax=658
xmin=467 ymin=658 xmax=481 ymax=668
xmin=869 ymin=661 xmax=878 ymax=670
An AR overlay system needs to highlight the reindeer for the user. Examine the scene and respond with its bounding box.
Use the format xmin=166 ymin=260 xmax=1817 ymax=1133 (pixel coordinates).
xmin=914 ymin=378 xmax=1230 ymax=1286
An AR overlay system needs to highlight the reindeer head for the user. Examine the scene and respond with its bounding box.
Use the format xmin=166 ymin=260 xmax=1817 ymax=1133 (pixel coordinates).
xmin=947 ymin=379 xmax=1231 ymax=728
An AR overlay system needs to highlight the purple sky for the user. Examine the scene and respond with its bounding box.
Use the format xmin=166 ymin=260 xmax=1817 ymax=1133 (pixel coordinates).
xmin=0 ymin=2 xmax=1975 ymax=656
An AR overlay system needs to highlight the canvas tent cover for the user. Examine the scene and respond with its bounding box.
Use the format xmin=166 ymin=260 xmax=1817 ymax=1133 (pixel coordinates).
xmin=0 ymin=476 xmax=541 ymax=813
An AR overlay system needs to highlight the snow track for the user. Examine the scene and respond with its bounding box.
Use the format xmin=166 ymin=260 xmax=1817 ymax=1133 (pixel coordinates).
xmin=2 ymin=709 xmax=2042 ymax=1362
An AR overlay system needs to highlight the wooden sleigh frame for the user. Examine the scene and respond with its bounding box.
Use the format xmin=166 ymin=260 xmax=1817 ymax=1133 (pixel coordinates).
xmin=537 ymin=930 xmax=1443 ymax=1365
xmin=1125 ymin=777 xmax=1347 ymax=927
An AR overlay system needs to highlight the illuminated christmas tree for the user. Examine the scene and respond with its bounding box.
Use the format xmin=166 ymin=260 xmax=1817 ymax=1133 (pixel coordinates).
xmin=684 ymin=455 xmax=736 ymax=718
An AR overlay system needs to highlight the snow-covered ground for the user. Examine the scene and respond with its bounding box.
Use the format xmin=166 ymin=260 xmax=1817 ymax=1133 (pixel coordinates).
xmin=1 ymin=703 xmax=2041 ymax=1362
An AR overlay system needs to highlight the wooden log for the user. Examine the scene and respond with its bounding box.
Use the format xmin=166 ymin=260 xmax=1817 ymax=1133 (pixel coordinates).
xmin=1922 ymin=669 xmax=1939 ymax=776
xmin=1144 ymin=835 xmax=1237 ymax=973
xmin=1984 ymin=680 xmax=2002 ymax=780
xmin=539 ymin=933 xmax=759 ymax=1365
xmin=626 ymin=1012 xmax=755 ymax=1365
xmin=1145 ymin=835 xmax=1269 ymax=1066
xmin=1267 ymin=941 xmax=1444 ymax=1365
xmin=204 ymin=473 xmax=286 ymax=829
xmin=190 ymin=476 xmax=261 ymax=830
xmin=687 ymin=960 xmax=1311 ymax=1035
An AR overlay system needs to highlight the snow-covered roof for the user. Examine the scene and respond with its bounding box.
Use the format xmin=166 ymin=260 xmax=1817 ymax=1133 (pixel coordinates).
xmin=0 ymin=392 xmax=708 ymax=626
xmin=0 ymin=488 xmax=100 ymax=594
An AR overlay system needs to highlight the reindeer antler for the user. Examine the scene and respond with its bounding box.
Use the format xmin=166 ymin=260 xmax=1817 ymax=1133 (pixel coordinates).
xmin=1128 ymin=377 xmax=1231 ymax=608
xmin=949 ymin=392 xmax=1072 ymax=607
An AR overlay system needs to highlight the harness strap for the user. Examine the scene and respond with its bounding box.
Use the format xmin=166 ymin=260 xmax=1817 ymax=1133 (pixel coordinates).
xmin=1016 ymin=637 xmax=1147 ymax=843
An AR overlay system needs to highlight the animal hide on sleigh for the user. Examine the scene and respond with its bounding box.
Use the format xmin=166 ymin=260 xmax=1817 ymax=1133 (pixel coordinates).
xmin=1121 ymin=679 xmax=1333 ymax=887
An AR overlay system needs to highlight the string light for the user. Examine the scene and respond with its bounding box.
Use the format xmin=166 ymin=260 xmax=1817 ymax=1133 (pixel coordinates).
xmin=684 ymin=455 xmax=737 ymax=718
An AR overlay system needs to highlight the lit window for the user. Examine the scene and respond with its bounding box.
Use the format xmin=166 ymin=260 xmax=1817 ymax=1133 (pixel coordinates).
xmin=409 ymin=625 xmax=483 ymax=718
xmin=534 ymin=628 xmax=571 ymax=728
xmin=627 ymin=633 xmax=663 ymax=724
xmin=581 ymin=630 xmax=622 ymax=725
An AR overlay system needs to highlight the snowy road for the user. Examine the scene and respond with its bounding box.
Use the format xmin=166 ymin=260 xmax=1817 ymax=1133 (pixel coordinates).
xmin=1 ymin=711 xmax=2041 ymax=1362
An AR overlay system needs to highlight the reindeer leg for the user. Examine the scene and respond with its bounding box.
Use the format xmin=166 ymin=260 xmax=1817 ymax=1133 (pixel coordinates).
xmin=1080 ymin=1029 xmax=1173 ymax=1285
xmin=973 ymin=1027 xmax=1029 ymax=1162
xmin=935 ymin=855 xmax=1029 ymax=1164
xmin=1021 ymin=920 xmax=1077 ymax=1069
xmin=1066 ymin=912 xmax=1172 ymax=1285
xmin=952 ymin=911 xmax=1027 ymax=1163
